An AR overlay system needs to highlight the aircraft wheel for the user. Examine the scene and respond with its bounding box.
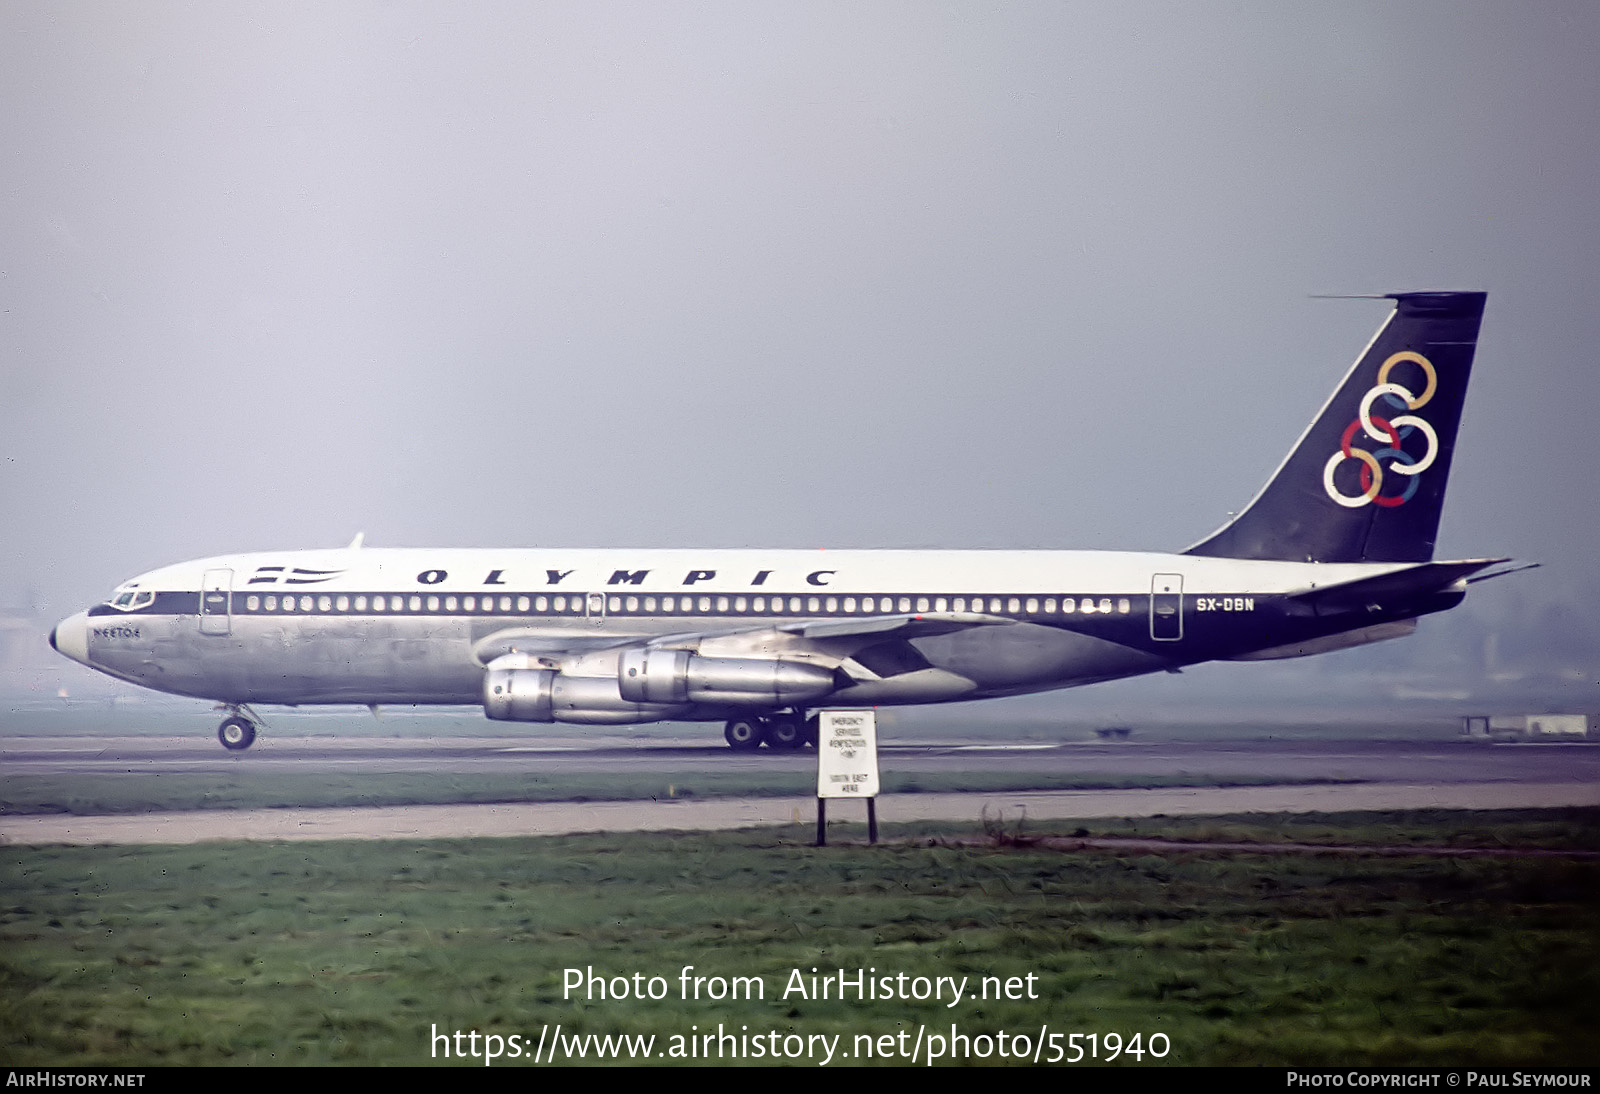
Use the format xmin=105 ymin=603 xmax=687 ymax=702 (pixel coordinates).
xmin=764 ymin=714 xmax=804 ymax=749
xmin=724 ymin=718 xmax=764 ymax=751
xmin=218 ymin=716 xmax=256 ymax=751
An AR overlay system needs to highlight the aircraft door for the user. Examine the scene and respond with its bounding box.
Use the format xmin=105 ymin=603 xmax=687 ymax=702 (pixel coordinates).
xmin=200 ymin=568 xmax=233 ymax=636
xmin=1150 ymin=573 xmax=1183 ymax=641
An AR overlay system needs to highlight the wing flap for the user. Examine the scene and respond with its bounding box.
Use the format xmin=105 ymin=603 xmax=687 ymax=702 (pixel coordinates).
xmin=776 ymin=611 xmax=1013 ymax=641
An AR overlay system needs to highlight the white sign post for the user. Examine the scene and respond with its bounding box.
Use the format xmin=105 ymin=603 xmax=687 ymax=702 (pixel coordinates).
xmin=815 ymin=709 xmax=879 ymax=846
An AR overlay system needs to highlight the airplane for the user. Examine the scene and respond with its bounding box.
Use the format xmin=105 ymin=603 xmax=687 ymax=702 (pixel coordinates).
xmin=50 ymin=291 xmax=1510 ymax=752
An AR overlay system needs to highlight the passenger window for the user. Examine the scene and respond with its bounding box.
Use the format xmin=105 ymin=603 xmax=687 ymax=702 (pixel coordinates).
xmin=517 ymin=596 xmax=529 ymax=612
xmin=1044 ymin=598 xmax=1056 ymax=613
xmin=247 ymin=596 xmax=260 ymax=611
xmin=917 ymin=597 xmax=929 ymax=613
xmin=717 ymin=597 xmax=729 ymax=612
xmin=627 ymin=596 xmax=639 ymax=612
xmin=390 ymin=596 xmax=403 ymax=612
xmin=535 ymin=596 xmax=547 ymax=612
xmin=735 ymin=596 xmax=746 ymax=612
xmin=826 ymin=597 xmax=837 ymax=612
xmin=445 ymin=596 xmax=457 ymax=611
xmin=843 ymin=597 xmax=855 ymax=613
xmin=499 ymin=596 xmax=511 ymax=612
xmin=1098 ymin=598 xmax=1112 ymax=613
xmin=1026 ymin=598 xmax=1038 ymax=613
xmin=1061 ymin=598 xmax=1074 ymax=613
xmin=553 ymin=597 xmax=565 ymax=612
xmin=808 ymin=597 xmax=820 ymax=612
xmin=426 ymin=596 xmax=439 ymax=611
xmin=1118 ymin=598 xmax=1131 ymax=614
xmin=753 ymin=597 xmax=765 ymax=612
xmin=369 ymin=596 xmax=382 ymax=612
xmin=644 ymin=596 xmax=655 ymax=611
xmin=661 ymin=596 xmax=674 ymax=612
xmin=355 ymin=596 xmax=367 ymax=611
xmin=337 ymin=595 xmax=349 ymax=611
xmin=935 ymin=598 xmax=946 ymax=612
xmin=609 ymin=596 xmax=622 ymax=612
xmin=409 ymin=596 xmax=421 ymax=612
xmin=319 ymin=596 xmax=332 ymax=612
xmin=699 ymin=597 xmax=711 ymax=612
xmin=300 ymin=596 xmax=313 ymax=611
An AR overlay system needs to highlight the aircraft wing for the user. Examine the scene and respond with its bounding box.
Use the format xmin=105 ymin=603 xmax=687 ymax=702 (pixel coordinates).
xmin=476 ymin=612 xmax=1017 ymax=680
xmin=640 ymin=610 xmax=1015 ymax=660
xmin=754 ymin=610 xmax=1010 ymax=641
xmin=472 ymin=630 xmax=643 ymax=665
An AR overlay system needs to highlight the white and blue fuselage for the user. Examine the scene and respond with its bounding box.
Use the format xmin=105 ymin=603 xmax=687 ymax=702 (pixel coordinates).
xmin=49 ymin=292 xmax=1503 ymax=750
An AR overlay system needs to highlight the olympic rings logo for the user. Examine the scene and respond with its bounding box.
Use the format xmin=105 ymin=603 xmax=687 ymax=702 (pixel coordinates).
xmin=1322 ymin=351 xmax=1439 ymax=508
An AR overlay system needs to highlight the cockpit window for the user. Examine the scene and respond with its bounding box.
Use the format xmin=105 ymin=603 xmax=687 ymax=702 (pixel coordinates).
xmin=106 ymin=589 xmax=154 ymax=611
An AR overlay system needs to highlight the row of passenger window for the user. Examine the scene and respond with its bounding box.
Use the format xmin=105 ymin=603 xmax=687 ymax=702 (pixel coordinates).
xmin=239 ymin=593 xmax=1136 ymax=617
xmin=244 ymin=593 xmax=584 ymax=615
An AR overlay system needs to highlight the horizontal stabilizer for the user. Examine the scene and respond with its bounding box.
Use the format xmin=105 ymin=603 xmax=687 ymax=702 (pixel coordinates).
xmin=1466 ymin=562 xmax=1541 ymax=584
xmin=1287 ymin=558 xmax=1507 ymax=613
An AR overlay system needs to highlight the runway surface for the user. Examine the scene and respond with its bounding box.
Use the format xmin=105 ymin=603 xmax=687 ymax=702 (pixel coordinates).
xmin=3 ymin=733 xmax=1596 ymax=845
xmin=10 ymin=732 xmax=1600 ymax=781
xmin=5 ymin=780 xmax=1597 ymax=846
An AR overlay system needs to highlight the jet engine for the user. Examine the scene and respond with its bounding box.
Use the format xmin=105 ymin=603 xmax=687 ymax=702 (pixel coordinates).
xmin=617 ymin=648 xmax=837 ymax=705
xmin=482 ymin=656 xmax=683 ymax=724
xmin=482 ymin=650 xmax=838 ymax=724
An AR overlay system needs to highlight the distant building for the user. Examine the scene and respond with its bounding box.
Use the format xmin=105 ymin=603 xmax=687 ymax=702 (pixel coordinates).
xmin=1460 ymin=714 xmax=1598 ymax=741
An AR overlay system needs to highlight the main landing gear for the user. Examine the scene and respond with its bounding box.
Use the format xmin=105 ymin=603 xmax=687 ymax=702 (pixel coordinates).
xmin=216 ymin=706 xmax=259 ymax=751
xmin=723 ymin=711 xmax=818 ymax=751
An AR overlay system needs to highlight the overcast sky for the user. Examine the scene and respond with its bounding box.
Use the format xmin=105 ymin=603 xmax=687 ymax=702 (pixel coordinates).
xmin=4 ymin=2 xmax=1598 ymax=624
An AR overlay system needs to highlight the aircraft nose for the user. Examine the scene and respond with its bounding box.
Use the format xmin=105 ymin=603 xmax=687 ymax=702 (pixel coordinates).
xmin=50 ymin=611 xmax=90 ymax=666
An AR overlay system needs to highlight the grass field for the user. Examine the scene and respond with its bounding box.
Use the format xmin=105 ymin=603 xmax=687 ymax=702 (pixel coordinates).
xmin=3 ymin=809 xmax=1597 ymax=1067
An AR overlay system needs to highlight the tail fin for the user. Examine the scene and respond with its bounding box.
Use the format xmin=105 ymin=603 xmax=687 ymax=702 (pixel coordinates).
xmin=1185 ymin=291 xmax=1486 ymax=563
